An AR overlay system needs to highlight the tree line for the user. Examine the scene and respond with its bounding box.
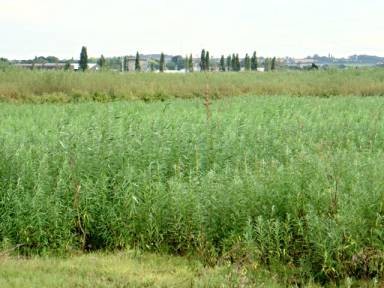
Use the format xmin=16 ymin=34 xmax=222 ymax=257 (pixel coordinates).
xmin=80 ymin=46 xmax=277 ymax=72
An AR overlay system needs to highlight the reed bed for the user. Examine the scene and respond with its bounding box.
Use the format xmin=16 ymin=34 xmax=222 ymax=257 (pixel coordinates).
xmin=1 ymin=95 xmax=384 ymax=283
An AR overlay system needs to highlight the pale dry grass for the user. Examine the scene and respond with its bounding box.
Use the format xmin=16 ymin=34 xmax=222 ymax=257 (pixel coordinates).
xmin=0 ymin=68 xmax=384 ymax=103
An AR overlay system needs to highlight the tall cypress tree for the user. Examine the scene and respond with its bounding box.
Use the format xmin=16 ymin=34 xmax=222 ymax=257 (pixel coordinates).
xmin=226 ymin=55 xmax=232 ymax=71
xmin=251 ymin=51 xmax=258 ymax=71
xmin=205 ymin=51 xmax=210 ymax=71
xmin=97 ymin=54 xmax=106 ymax=70
xmin=149 ymin=61 xmax=155 ymax=72
xmin=264 ymin=58 xmax=270 ymax=71
xmin=271 ymin=57 xmax=276 ymax=71
xmin=244 ymin=54 xmax=251 ymax=71
xmin=79 ymin=46 xmax=88 ymax=71
xmin=135 ymin=51 xmax=141 ymax=72
xmin=200 ymin=49 xmax=206 ymax=71
xmin=188 ymin=54 xmax=194 ymax=72
xmin=220 ymin=55 xmax=225 ymax=71
xmin=235 ymin=54 xmax=240 ymax=71
xmin=185 ymin=55 xmax=189 ymax=72
xmin=159 ymin=52 xmax=165 ymax=72
xmin=123 ymin=56 xmax=129 ymax=72
xmin=231 ymin=54 xmax=236 ymax=71
xmin=64 ymin=61 xmax=71 ymax=71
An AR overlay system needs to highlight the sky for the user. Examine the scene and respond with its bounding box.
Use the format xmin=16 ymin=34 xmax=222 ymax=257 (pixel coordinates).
xmin=1 ymin=0 xmax=384 ymax=59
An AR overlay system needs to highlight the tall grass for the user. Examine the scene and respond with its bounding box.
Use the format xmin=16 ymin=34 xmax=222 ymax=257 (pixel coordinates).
xmin=0 ymin=68 xmax=384 ymax=103
xmin=1 ymin=96 xmax=384 ymax=283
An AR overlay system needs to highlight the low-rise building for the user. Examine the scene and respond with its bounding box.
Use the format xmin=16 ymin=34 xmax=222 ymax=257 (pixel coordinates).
xmin=14 ymin=63 xmax=98 ymax=71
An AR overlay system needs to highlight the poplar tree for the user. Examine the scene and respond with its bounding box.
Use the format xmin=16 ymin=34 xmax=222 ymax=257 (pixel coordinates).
xmin=64 ymin=61 xmax=71 ymax=71
xmin=244 ymin=54 xmax=251 ymax=71
xmin=231 ymin=54 xmax=236 ymax=71
xmin=226 ymin=55 xmax=232 ymax=71
xmin=188 ymin=54 xmax=194 ymax=72
xmin=159 ymin=52 xmax=165 ymax=72
xmin=235 ymin=54 xmax=240 ymax=71
xmin=150 ymin=62 xmax=155 ymax=72
xmin=205 ymin=51 xmax=210 ymax=71
xmin=185 ymin=55 xmax=189 ymax=72
xmin=264 ymin=58 xmax=270 ymax=71
xmin=200 ymin=49 xmax=206 ymax=71
xmin=123 ymin=56 xmax=129 ymax=72
xmin=79 ymin=46 xmax=88 ymax=71
xmin=220 ymin=55 xmax=225 ymax=71
xmin=98 ymin=54 xmax=106 ymax=69
xmin=271 ymin=57 xmax=276 ymax=71
xmin=251 ymin=51 xmax=258 ymax=71
xmin=135 ymin=51 xmax=141 ymax=71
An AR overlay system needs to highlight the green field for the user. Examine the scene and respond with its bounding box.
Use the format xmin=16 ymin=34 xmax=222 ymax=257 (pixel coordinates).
xmin=1 ymin=69 xmax=384 ymax=102
xmin=1 ymin=92 xmax=384 ymax=286
xmin=1 ymin=251 xmax=285 ymax=288
xmin=1 ymin=250 xmax=377 ymax=288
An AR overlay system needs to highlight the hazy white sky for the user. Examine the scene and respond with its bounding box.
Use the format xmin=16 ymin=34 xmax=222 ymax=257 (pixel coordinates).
xmin=1 ymin=0 xmax=384 ymax=59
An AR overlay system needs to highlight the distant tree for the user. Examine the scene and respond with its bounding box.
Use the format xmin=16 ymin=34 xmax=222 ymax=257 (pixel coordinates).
xmin=33 ymin=56 xmax=46 ymax=64
xmin=251 ymin=51 xmax=258 ymax=71
xmin=271 ymin=57 xmax=276 ymax=70
xmin=95 ymin=56 xmax=119 ymax=70
xmin=220 ymin=55 xmax=226 ymax=71
xmin=166 ymin=62 xmax=176 ymax=70
xmin=226 ymin=55 xmax=232 ymax=71
xmin=311 ymin=63 xmax=319 ymax=70
xmin=188 ymin=54 xmax=194 ymax=72
xmin=98 ymin=54 xmax=106 ymax=69
xmin=205 ymin=51 xmax=210 ymax=71
xmin=264 ymin=58 xmax=271 ymax=71
xmin=31 ymin=56 xmax=60 ymax=64
xmin=135 ymin=51 xmax=141 ymax=72
xmin=64 ymin=61 xmax=71 ymax=71
xmin=200 ymin=49 xmax=206 ymax=71
xmin=159 ymin=52 xmax=165 ymax=72
xmin=0 ymin=58 xmax=10 ymax=71
xmin=46 ymin=56 xmax=59 ymax=63
xmin=243 ymin=54 xmax=247 ymax=71
xmin=149 ymin=59 xmax=160 ymax=72
xmin=231 ymin=54 xmax=236 ymax=71
xmin=185 ymin=55 xmax=189 ymax=72
xmin=235 ymin=54 xmax=240 ymax=71
xmin=79 ymin=46 xmax=88 ymax=71
xmin=244 ymin=54 xmax=251 ymax=71
xmin=170 ymin=55 xmax=185 ymax=70
xmin=123 ymin=56 xmax=129 ymax=72
xmin=148 ymin=59 xmax=159 ymax=71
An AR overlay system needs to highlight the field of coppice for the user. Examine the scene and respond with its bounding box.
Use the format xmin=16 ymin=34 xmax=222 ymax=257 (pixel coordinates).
xmin=1 ymin=95 xmax=384 ymax=282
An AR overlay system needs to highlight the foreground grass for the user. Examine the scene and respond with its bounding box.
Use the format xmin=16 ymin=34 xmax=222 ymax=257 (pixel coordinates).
xmin=2 ymin=96 xmax=384 ymax=284
xmin=0 ymin=251 xmax=284 ymax=288
xmin=0 ymin=68 xmax=384 ymax=103
xmin=1 ymin=251 xmax=380 ymax=287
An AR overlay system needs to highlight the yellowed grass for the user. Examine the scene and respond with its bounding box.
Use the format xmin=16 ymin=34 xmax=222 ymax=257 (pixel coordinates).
xmin=0 ymin=251 xmax=284 ymax=288
xmin=0 ymin=69 xmax=384 ymax=103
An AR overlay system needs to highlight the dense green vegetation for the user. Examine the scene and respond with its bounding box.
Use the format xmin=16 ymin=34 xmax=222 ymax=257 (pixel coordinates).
xmin=1 ymin=95 xmax=384 ymax=285
xmin=0 ymin=69 xmax=384 ymax=103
